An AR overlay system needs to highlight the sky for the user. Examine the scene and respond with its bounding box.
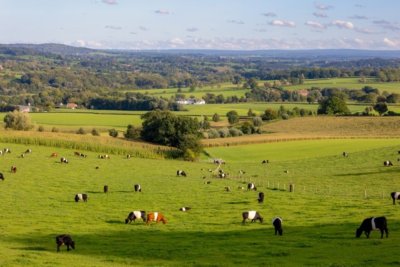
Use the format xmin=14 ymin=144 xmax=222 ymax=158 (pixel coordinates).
xmin=1 ymin=0 xmax=400 ymax=50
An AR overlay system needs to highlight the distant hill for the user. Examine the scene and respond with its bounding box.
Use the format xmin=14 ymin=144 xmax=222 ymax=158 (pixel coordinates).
xmin=1 ymin=43 xmax=400 ymax=59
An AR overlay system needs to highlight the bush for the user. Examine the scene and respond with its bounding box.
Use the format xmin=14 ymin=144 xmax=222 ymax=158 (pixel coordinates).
xmin=91 ymin=128 xmax=100 ymax=136
xmin=108 ymin=128 xmax=119 ymax=138
xmin=51 ymin=127 xmax=59 ymax=133
xmin=241 ymin=122 xmax=255 ymax=134
xmin=226 ymin=110 xmax=239 ymax=124
xmin=229 ymin=127 xmax=243 ymax=137
xmin=212 ymin=113 xmax=220 ymax=122
xmin=124 ymin=124 xmax=141 ymax=139
xmin=37 ymin=125 xmax=45 ymax=132
xmin=218 ymin=128 xmax=230 ymax=138
xmin=262 ymin=109 xmax=278 ymax=121
xmin=76 ymin=127 xmax=86 ymax=135
xmin=3 ymin=111 xmax=34 ymax=131
xmin=207 ymin=128 xmax=220 ymax=139
xmin=252 ymin=116 xmax=263 ymax=126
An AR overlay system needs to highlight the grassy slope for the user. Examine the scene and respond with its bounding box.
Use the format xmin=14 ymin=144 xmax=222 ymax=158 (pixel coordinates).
xmin=0 ymin=138 xmax=400 ymax=266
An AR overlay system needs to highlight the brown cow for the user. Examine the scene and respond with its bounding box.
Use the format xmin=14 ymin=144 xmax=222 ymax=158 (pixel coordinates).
xmin=56 ymin=234 xmax=75 ymax=252
xmin=146 ymin=212 xmax=167 ymax=224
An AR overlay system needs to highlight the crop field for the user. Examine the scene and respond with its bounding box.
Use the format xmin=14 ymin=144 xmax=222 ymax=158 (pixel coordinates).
xmin=0 ymin=137 xmax=400 ymax=266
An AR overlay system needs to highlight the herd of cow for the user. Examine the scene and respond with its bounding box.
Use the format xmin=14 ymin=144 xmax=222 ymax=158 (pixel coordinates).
xmin=1 ymin=147 xmax=399 ymax=252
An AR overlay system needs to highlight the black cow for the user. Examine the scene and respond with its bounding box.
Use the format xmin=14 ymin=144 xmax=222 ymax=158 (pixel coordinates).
xmin=272 ymin=217 xmax=283 ymax=235
xmin=0 ymin=172 xmax=4 ymax=181
xmin=262 ymin=160 xmax=269 ymax=164
xmin=179 ymin=207 xmax=191 ymax=212
xmin=177 ymin=170 xmax=187 ymax=177
xmin=384 ymin=160 xmax=393 ymax=166
xmin=247 ymin=183 xmax=257 ymax=191
xmin=356 ymin=216 xmax=388 ymax=239
xmin=74 ymin=194 xmax=88 ymax=202
xmin=56 ymin=234 xmax=75 ymax=252
xmin=134 ymin=184 xmax=141 ymax=192
xmin=125 ymin=211 xmax=146 ymax=223
xmin=258 ymin=192 xmax=264 ymax=203
xmin=25 ymin=148 xmax=32 ymax=154
xmin=104 ymin=185 xmax=108 ymax=193
xmin=342 ymin=152 xmax=348 ymax=157
xmin=391 ymin=192 xmax=400 ymax=205
xmin=242 ymin=211 xmax=263 ymax=224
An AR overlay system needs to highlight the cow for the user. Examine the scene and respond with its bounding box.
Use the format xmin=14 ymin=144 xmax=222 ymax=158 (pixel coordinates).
xmin=146 ymin=212 xmax=167 ymax=224
xmin=98 ymin=154 xmax=110 ymax=159
xmin=356 ymin=217 xmax=388 ymax=239
xmin=390 ymin=192 xmax=400 ymax=205
xmin=258 ymin=192 xmax=264 ymax=203
xmin=25 ymin=149 xmax=32 ymax=154
xmin=272 ymin=217 xmax=283 ymax=235
xmin=213 ymin=159 xmax=225 ymax=165
xmin=0 ymin=172 xmax=4 ymax=181
xmin=10 ymin=166 xmax=17 ymax=173
xmin=342 ymin=152 xmax=348 ymax=157
xmin=384 ymin=160 xmax=393 ymax=166
xmin=20 ymin=153 xmax=25 ymax=158
xmin=179 ymin=207 xmax=191 ymax=212
xmin=219 ymin=172 xmax=227 ymax=178
xmin=262 ymin=160 xmax=269 ymax=164
xmin=3 ymin=148 xmax=11 ymax=154
xmin=60 ymin=157 xmax=68 ymax=164
xmin=56 ymin=234 xmax=75 ymax=252
xmin=104 ymin=185 xmax=108 ymax=193
xmin=242 ymin=211 xmax=263 ymax=224
xmin=247 ymin=183 xmax=257 ymax=191
xmin=74 ymin=194 xmax=88 ymax=202
xmin=126 ymin=154 xmax=131 ymax=159
xmin=177 ymin=170 xmax=187 ymax=177
xmin=50 ymin=152 xmax=58 ymax=158
xmin=224 ymin=186 xmax=231 ymax=192
xmin=74 ymin=151 xmax=81 ymax=156
xmin=134 ymin=184 xmax=141 ymax=192
xmin=125 ymin=211 xmax=146 ymax=224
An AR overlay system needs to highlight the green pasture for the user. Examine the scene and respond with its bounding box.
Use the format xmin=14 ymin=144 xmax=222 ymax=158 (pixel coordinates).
xmin=0 ymin=139 xmax=400 ymax=266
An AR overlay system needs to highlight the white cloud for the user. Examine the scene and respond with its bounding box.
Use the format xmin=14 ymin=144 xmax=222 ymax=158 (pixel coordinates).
xmin=262 ymin=12 xmax=276 ymax=17
xmin=305 ymin=21 xmax=326 ymax=30
xmin=102 ymin=0 xmax=117 ymax=5
xmin=169 ymin=38 xmax=185 ymax=46
xmin=269 ymin=20 xmax=295 ymax=27
xmin=383 ymin=38 xmax=399 ymax=47
xmin=315 ymin=3 xmax=334 ymax=10
xmin=155 ymin=9 xmax=170 ymax=15
xmin=313 ymin=12 xmax=327 ymax=18
xmin=331 ymin=20 xmax=354 ymax=29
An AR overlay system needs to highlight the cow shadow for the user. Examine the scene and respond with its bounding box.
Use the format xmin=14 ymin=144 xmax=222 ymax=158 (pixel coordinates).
xmin=335 ymin=168 xmax=400 ymax=177
xmin=105 ymin=220 xmax=125 ymax=225
xmin=226 ymin=201 xmax=251 ymax=205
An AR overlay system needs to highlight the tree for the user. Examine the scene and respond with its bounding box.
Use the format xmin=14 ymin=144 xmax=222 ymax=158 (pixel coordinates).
xmin=124 ymin=124 xmax=141 ymax=139
xmin=76 ymin=127 xmax=86 ymax=135
xmin=212 ymin=113 xmax=220 ymax=122
xmin=140 ymin=110 xmax=202 ymax=158
xmin=108 ymin=128 xmax=119 ymax=138
xmin=373 ymin=102 xmax=388 ymax=116
xmin=261 ymin=109 xmax=278 ymax=121
xmin=317 ymin=95 xmax=350 ymax=115
xmin=91 ymin=128 xmax=100 ymax=136
xmin=3 ymin=110 xmax=34 ymax=131
xmin=247 ymin=108 xmax=256 ymax=117
xmin=226 ymin=110 xmax=239 ymax=124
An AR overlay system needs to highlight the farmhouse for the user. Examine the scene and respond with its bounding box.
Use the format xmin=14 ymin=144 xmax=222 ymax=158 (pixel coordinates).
xmin=66 ymin=103 xmax=78 ymax=109
xmin=176 ymin=98 xmax=205 ymax=105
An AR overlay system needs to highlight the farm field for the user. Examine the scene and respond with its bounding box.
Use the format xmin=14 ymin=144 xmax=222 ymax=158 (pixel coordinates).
xmin=0 ymin=138 xmax=400 ymax=266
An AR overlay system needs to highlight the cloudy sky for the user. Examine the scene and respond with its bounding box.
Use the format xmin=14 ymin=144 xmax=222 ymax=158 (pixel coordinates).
xmin=1 ymin=0 xmax=400 ymax=50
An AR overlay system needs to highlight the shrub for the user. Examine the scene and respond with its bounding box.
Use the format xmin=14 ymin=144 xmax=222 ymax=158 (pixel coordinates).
xmin=207 ymin=128 xmax=220 ymax=139
xmin=37 ymin=125 xmax=45 ymax=132
xmin=109 ymin=128 xmax=119 ymax=138
xmin=76 ymin=127 xmax=86 ymax=135
xmin=229 ymin=127 xmax=243 ymax=137
xmin=51 ymin=127 xmax=59 ymax=133
xmin=3 ymin=111 xmax=34 ymax=131
xmin=218 ymin=128 xmax=230 ymax=138
xmin=226 ymin=110 xmax=239 ymax=124
xmin=252 ymin=116 xmax=263 ymax=126
xmin=124 ymin=124 xmax=141 ymax=139
xmin=212 ymin=113 xmax=220 ymax=122
xmin=91 ymin=128 xmax=100 ymax=136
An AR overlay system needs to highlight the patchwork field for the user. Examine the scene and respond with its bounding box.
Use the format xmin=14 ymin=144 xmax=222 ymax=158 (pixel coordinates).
xmin=0 ymin=137 xmax=400 ymax=266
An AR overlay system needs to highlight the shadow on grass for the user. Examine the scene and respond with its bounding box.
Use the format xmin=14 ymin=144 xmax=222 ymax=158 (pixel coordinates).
xmin=6 ymin=221 xmax=399 ymax=266
xmin=226 ymin=201 xmax=251 ymax=205
xmin=335 ymin=167 xmax=400 ymax=177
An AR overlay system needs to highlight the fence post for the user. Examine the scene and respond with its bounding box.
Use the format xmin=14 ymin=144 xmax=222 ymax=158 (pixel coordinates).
xmin=289 ymin=184 xmax=294 ymax=193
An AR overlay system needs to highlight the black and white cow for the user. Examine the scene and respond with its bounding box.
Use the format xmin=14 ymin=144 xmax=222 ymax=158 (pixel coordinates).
xmin=391 ymin=192 xmax=400 ymax=205
xmin=384 ymin=160 xmax=393 ymax=166
xmin=0 ymin=172 xmax=4 ymax=181
xmin=134 ymin=184 xmax=141 ymax=192
xmin=342 ymin=152 xmax=348 ymax=157
xmin=56 ymin=234 xmax=75 ymax=252
xmin=272 ymin=217 xmax=283 ymax=236
xmin=177 ymin=170 xmax=187 ymax=177
xmin=262 ymin=159 xmax=269 ymax=164
xmin=74 ymin=194 xmax=88 ymax=202
xmin=25 ymin=149 xmax=32 ymax=154
xmin=242 ymin=211 xmax=263 ymax=224
xmin=247 ymin=183 xmax=257 ymax=191
xmin=60 ymin=157 xmax=68 ymax=164
xmin=125 ymin=211 xmax=146 ymax=223
xmin=179 ymin=207 xmax=191 ymax=212
xmin=356 ymin=216 xmax=388 ymax=239
xmin=258 ymin=192 xmax=264 ymax=203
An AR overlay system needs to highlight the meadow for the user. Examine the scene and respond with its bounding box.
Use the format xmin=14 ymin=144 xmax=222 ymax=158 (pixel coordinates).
xmin=0 ymin=136 xmax=400 ymax=266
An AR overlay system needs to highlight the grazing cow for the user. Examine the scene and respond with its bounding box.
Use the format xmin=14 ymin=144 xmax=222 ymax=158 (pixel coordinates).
xmin=342 ymin=152 xmax=348 ymax=157
xmin=25 ymin=149 xmax=32 ymax=154
xmin=262 ymin=160 xmax=269 ymax=164
xmin=80 ymin=153 xmax=87 ymax=158
xmin=125 ymin=211 xmax=146 ymax=224
xmin=219 ymin=172 xmax=227 ymax=178
xmin=247 ymin=183 xmax=257 ymax=191
xmin=204 ymin=181 xmax=211 ymax=184
xmin=10 ymin=166 xmax=17 ymax=173
xmin=74 ymin=151 xmax=80 ymax=156
xmin=74 ymin=194 xmax=88 ymax=202
xmin=242 ymin=211 xmax=263 ymax=224
xmin=134 ymin=184 xmax=141 ymax=192
xmin=126 ymin=154 xmax=131 ymax=159
xmin=224 ymin=186 xmax=231 ymax=192
xmin=213 ymin=159 xmax=225 ymax=165
xmin=384 ymin=160 xmax=393 ymax=166
xmin=179 ymin=207 xmax=191 ymax=212
xmin=20 ymin=153 xmax=25 ymax=158
xmin=56 ymin=234 xmax=75 ymax=252
xmin=3 ymin=148 xmax=11 ymax=154
xmin=356 ymin=217 xmax=388 ymax=239
xmin=50 ymin=152 xmax=58 ymax=158
xmin=177 ymin=170 xmax=187 ymax=177
xmin=391 ymin=192 xmax=400 ymax=205
xmin=104 ymin=185 xmax=108 ymax=193
xmin=146 ymin=212 xmax=167 ymax=224
xmin=272 ymin=217 xmax=283 ymax=236
xmin=60 ymin=157 xmax=68 ymax=164
xmin=0 ymin=172 xmax=4 ymax=181
xmin=258 ymin=192 xmax=265 ymax=203
xmin=0 ymin=150 xmax=2 ymax=156
xmin=98 ymin=154 xmax=110 ymax=159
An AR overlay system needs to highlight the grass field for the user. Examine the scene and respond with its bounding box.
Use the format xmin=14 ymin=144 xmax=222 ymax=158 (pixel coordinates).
xmin=0 ymin=137 xmax=400 ymax=266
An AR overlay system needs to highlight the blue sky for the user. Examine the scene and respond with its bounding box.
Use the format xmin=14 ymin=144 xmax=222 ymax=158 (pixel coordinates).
xmin=1 ymin=0 xmax=400 ymax=50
